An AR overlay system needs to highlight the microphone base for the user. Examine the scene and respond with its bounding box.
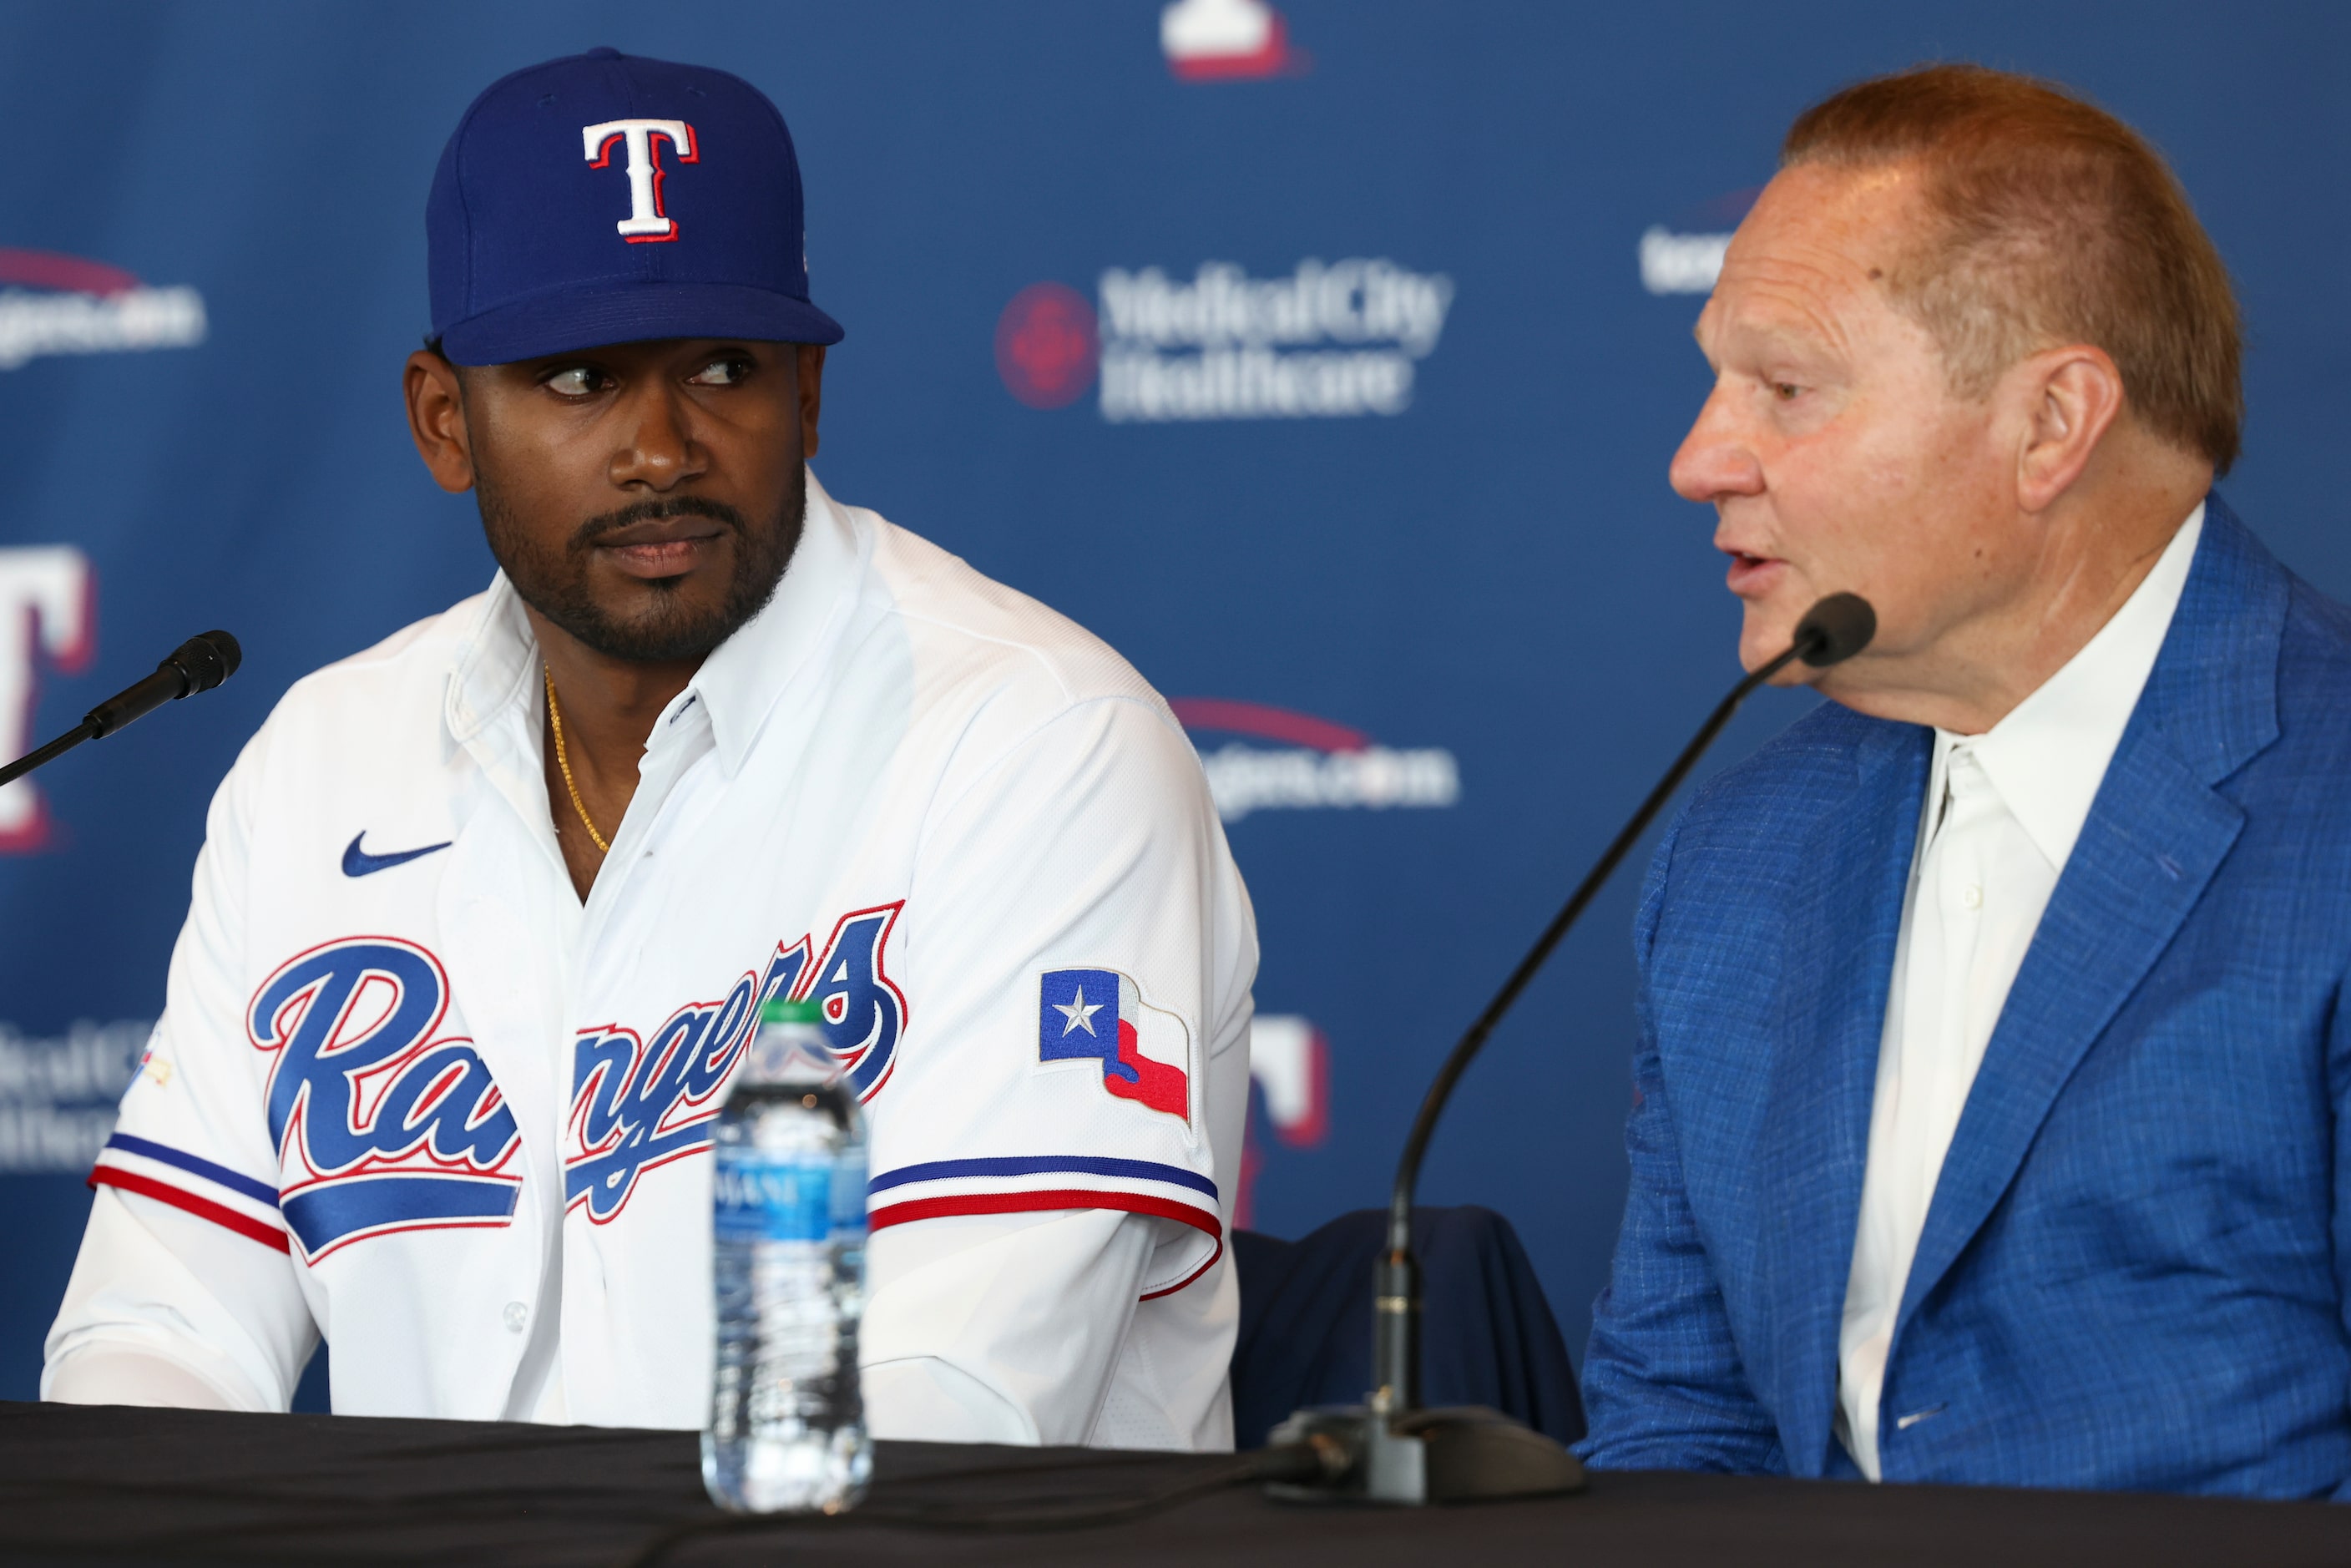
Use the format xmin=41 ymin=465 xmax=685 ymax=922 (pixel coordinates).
xmin=1263 ymin=1404 xmax=1585 ymax=1505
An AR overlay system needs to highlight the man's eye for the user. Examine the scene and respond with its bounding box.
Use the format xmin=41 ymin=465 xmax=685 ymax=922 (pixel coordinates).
xmin=1772 ymin=382 xmax=1802 ymax=402
xmin=544 ymin=367 xmax=605 ymax=397
xmin=687 ymin=357 xmax=751 ymax=387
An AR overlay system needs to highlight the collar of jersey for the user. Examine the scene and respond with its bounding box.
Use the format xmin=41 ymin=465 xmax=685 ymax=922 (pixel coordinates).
xmin=442 ymin=465 xmax=867 ymax=779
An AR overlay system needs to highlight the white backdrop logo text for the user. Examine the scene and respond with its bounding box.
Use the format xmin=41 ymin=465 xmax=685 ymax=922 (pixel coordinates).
xmin=1098 ymin=259 xmax=1454 ymax=422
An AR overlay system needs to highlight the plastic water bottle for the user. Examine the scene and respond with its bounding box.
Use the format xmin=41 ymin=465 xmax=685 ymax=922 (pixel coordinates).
xmin=702 ymin=997 xmax=873 ymax=1514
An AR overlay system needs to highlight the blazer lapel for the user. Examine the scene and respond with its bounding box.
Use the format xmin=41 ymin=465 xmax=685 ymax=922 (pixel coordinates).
xmin=1761 ymin=721 xmax=1928 ymax=1474
xmin=1894 ymin=495 xmax=2286 ymax=1340
xmin=1896 ymin=738 xmax=2242 ymax=1333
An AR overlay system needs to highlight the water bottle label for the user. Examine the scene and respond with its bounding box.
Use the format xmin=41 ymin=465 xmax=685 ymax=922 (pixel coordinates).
xmin=712 ymin=1146 xmax=832 ymax=1242
xmin=832 ymin=1144 xmax=868 ymax=1238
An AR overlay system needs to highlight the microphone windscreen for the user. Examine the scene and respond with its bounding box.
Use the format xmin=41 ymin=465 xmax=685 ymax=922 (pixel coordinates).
xmin=1794 ymin=594 xmax=1875 ymax=667
xmin=201 ymin=630 xmax=242 ymax=683
xmin=169 ymin=631 xmax=241 ymax=695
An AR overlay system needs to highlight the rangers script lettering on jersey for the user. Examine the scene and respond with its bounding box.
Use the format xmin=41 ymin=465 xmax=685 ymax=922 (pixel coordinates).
xmin=47 ymin=473 xmax=1256 ymax=1446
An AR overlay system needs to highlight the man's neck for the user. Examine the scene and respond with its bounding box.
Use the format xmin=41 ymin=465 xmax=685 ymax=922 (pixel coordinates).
xmin=529 ymin=612 xmax=701 ymax=771
xmin=528 ymin=608 xmax=703 ymax=898
xmin=1821 ymin=461 xmax=2211 ymax=735
xmin=1871 ymin=534 xmax=2178 ymax=734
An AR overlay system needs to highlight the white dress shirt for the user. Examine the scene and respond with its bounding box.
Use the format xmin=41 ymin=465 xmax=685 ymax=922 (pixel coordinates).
xmin=1834 ymin=503 xmax=2205 ymax=1479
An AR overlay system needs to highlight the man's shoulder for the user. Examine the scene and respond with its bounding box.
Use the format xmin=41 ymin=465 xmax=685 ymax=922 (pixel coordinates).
xmin=850 ymin=508 xmax=1178 ymax=732
xmin=2187 ymin=503 xmax=2351 ymax=777
xmin=1673 ymin=696 xmax=1904 ymax=847
xmin=277 ymin=593 xmax=477 ymax=702
xmin=240 ymin=592 xmax=488 ymax=770
xmin=2279 ymin=574 xmax=2351 ymax=709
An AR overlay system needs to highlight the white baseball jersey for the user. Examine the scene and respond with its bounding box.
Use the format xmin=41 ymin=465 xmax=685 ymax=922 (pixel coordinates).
xmin=44 ymin=472 xmax=1256 ymax=1448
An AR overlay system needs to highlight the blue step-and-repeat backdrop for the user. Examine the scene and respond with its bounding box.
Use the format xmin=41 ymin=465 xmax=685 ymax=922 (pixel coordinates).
xmin=2 ymin=0 xmax=2348 ymax=1406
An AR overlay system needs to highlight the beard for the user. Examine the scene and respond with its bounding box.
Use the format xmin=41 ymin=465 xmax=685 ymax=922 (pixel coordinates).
xmin=474 ymin=467 xmax=805 ymax=665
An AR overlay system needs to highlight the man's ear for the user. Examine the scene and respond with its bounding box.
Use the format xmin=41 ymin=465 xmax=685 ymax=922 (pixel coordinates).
xmin=796 ymin=343 xmax=826 ymax=460
xmin=2014 ymin=344 xmax=2126 ymax=514
xmin=405 ymin=350 xmax=477 ymax=494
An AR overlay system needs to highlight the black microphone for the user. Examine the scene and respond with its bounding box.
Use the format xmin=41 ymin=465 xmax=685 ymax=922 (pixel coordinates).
xmin=1792 ymin=591 xmax=1875 ymax=668
xmin=0 ymin=630 xmax=243 ymax=789
xmin=1268 ymin=594 xmax=1876 ymax=1506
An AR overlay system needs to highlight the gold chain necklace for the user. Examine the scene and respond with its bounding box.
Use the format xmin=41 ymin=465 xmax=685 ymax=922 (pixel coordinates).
xmin=544 ymin=665 xmax=610 ymax=855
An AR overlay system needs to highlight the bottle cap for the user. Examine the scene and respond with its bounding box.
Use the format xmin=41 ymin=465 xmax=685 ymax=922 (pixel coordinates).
xmin=761 ymin=997 xmax=822 ymax=1025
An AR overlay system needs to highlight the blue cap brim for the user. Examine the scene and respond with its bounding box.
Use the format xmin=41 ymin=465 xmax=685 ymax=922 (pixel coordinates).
xmin=438 ymin=281 xmax=843 ymax=364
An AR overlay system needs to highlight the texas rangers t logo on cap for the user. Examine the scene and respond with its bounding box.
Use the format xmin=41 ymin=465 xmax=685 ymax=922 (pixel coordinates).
xmin=1038 ymin=968 xmax=1191 ymax=1122
xmin=583 ymin=119 xmax=699 ymax=241
xmin=427 ymin=50 xmax=842 ymax=362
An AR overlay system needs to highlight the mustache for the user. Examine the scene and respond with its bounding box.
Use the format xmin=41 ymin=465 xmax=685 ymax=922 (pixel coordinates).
xmin=568 ymin=495 xmax=750 ymax=552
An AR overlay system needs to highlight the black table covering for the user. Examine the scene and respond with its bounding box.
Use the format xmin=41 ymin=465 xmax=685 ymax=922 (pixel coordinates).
xmin=4 ymin=1401 xmax=2349 ymax=1567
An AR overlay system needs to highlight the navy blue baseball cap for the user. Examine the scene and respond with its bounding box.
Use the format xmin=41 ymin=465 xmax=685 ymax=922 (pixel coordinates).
xmin=427 ymin=48 xmax=842 ymax=365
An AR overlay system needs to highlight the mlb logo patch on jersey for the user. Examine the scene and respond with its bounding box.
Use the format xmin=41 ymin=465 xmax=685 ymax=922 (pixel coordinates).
xmin=1038 ymin=969 xmax=1191 ymax=1124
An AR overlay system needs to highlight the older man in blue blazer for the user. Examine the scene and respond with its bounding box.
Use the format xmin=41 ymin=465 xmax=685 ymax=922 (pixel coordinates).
xmin=1578 ymin=63 xmax=2351 ymax=1496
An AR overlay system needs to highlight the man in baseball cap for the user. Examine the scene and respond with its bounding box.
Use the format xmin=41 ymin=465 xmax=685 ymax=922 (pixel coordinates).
xmin=48 ymin=50 xmax=1257 ymax=1454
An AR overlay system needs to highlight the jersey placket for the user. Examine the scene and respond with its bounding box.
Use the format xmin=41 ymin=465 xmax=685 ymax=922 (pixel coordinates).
xmin=429 ymin=665 xmax=587 ymax=1415
xmin=551 ymin=682 xmax=722 ymax=1419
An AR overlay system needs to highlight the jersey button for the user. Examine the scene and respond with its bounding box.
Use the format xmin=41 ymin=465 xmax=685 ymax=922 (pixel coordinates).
xmin=503 ymin=1301 xmax=529 ymax=1334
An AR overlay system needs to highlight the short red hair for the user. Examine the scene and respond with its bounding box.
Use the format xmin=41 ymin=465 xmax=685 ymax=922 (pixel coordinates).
xmin=1784 ymin=63 xmax=2242 ymax=473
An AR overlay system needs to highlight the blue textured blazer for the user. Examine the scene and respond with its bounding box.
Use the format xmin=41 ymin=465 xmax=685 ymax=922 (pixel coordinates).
xmin=1577 ymin=497 xmax=2351 ymax=1497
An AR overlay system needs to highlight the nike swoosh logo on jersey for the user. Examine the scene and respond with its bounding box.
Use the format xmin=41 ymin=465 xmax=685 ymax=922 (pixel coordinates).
xmin=341 ymin=832 xmax=453 ymax=878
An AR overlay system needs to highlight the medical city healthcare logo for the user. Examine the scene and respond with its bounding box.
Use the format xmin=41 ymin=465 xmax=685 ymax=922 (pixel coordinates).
xmin=998 ymin=260 xmax=1456 ymax=422
xmin=1171 ymin=699 xmax=1459 ymax=823
xmin=996 ymin=283 xmax=1098 ymax=409
xmin=0 ymin=248 xmax=205 ymax=370
xmin=0 ymin=1017 xmax=147 ymax=1173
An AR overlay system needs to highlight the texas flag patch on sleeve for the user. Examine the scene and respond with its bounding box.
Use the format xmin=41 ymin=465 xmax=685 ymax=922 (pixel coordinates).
xmin=1038 ymin=968 xmax=1191 ymax=1124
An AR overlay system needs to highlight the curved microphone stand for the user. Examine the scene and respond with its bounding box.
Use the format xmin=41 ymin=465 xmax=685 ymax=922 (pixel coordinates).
xmin=1270 ymin=594 xmax=1876 ymax=1505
